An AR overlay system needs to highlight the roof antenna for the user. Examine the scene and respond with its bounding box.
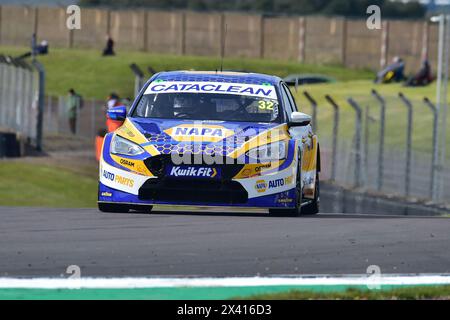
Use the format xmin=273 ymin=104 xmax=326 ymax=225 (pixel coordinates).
xmin=220 ymin=23 xmax=227 ymax=72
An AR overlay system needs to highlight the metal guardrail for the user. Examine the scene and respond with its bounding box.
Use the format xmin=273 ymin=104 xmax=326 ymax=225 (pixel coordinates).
xmin=0 ymin=55 xmax=39 ymax=148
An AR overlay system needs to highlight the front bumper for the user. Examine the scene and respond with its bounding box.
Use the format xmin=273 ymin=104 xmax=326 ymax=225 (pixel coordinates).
xmin=99 ymin=159 xmax=298 ymax=209
xmin=99 ymin=133 xmax=298 ymax=208
xmin=99 ymin=181 xmax=297 ymax=208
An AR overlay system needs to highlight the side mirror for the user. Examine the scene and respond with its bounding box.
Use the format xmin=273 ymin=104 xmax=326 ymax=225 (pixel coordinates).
xmin=289 ymin=111 xmax=311 ymax=127
xmin=107 ymin=106 xmax=127 ymax=121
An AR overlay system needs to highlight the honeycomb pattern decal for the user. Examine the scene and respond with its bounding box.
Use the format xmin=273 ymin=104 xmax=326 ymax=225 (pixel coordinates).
xmin=146 ymin=132 xmax=251 ymax=156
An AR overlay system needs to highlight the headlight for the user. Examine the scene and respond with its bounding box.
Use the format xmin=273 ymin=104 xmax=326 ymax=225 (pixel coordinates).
xmin=246 ymin=141 xmax=286 ymax=162
xmin=111 ymin=134 xmax=145 ymax=156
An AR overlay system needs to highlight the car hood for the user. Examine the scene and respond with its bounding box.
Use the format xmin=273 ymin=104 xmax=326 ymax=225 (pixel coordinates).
xmin=128 ymin=118 xmax=283 ymax=156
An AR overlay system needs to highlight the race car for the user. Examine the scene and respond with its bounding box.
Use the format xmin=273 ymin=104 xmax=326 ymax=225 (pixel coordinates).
xmin=98 ymin=71 xmax=320 ymax=216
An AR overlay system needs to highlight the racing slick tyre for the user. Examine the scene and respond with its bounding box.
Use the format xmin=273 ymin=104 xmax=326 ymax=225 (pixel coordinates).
xmin=300 ymin=173 xmax=320 ymax=215
xmin=269 ymin=161 xmax=302 ymax=217
xmin=98 ymin=203 xmax=130 ymax=213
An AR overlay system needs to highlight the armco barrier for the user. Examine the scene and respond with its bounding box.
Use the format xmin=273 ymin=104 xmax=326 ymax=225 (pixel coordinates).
xmin=321 ymin=182 xmax=449 ymax=216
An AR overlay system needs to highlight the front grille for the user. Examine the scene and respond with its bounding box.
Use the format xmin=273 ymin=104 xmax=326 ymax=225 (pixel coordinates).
xmin=144 ymin=154 xmax=244 ymax=180
xmin=138 ymin=178 xmax=248 ymax=204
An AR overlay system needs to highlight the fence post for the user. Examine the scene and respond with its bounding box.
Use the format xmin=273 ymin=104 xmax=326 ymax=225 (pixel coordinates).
xmin=46 ymin=95 xmax=52 ymax=133
xmin=371 ymin=89 xmax=386 ymax=192
xmin=130 ymin=63 xmax=144 ymax=98
xmin=14 ymin=65 xmax=23 ymax=133
xmin=0 ymin=59 xmax=5 ymax=129
xmin=398 ymin=92 xmax=413 ymax=198
xmin=298 ymin=17 xmax=306 ymax=63
xmin=31 ymin=60 xmax=45 ymax=152
xmin=347 ymin=98 xmax=363 ymax=188
xmin=363 ymin=105 xmax=370 ymax=185
xmin=26 ymin=66 xmax=35 ymax=138
xmin=180 ymin=11 xmax=187 ymax=56
xmin=91 ymin=98 xmax=96 ymax=137
xmin=325 ymin=95 xmax=340 ymax=182
xmin=380 ymin=20 xmax=389 ymax=68
xmin=302 ymin=91 xmax=317 ymax=132
xmin=341 ymin=18 xmax=347 ymax=67
xmin=58 ymin=95 xmax=64 ymax=134
xmin=423 ymin=97 xmax=439 ymax=201
xmin=7 ymin=60 xmax=15 ymax=129
xmin=259 ymin=14 xmax=265 ymax=59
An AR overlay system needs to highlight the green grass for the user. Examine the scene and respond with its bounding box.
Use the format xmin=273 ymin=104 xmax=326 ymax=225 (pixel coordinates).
xmin=0 ymin=161 xmax=97 ymax=208
xmin=236 ymin=285 xmax=450 ymax=300
xmin=0 ymin=46 xmax=372 ymax=99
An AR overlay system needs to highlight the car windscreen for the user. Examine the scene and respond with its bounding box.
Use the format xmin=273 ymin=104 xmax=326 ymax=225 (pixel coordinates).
xmin=132 ymin=81 xmax=280 ymax=123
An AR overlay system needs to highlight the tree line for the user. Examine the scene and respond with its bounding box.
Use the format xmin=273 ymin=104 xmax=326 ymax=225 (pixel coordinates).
xmin=79 ymin=0 xmax=426 ymax=18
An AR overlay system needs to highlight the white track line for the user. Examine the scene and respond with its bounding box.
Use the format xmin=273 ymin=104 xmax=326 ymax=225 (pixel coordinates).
xmin=0 ymin=275 xmax=449 ymax=289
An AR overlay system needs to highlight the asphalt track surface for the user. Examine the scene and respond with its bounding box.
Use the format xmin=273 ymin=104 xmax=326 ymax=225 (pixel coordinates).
xmin=0 ymin=206 xmax=449 ymax=277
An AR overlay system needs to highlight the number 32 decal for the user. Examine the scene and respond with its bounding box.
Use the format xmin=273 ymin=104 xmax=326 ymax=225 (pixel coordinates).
xmin=258 ymin=100 xmax=274 ymax=111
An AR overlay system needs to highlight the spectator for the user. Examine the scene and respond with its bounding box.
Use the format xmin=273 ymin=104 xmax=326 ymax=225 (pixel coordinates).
xmin=105 ymin=93 xmax=126 ymax=132
xmin=102 ymin=34 xmax=115 ymax=56
xmin=36 ymin=40 xmax=49 ymax=55
xmin=106 ymin=92 xmax=121 ymax=111
xmin=375 ymin=56 xmax=405 ymax=84
xmin=404 ymin=59 xmax=433 ymax=87
xmin=67 ymin=89 xmax=83 ymax=134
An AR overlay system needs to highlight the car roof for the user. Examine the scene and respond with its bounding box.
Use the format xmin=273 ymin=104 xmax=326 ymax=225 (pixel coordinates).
xmin=151 ymin=70 xmax=282 ymax=86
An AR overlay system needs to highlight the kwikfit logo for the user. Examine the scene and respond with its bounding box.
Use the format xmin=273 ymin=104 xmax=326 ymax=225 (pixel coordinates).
xmin=169 ymin=166 xmax=218 ymax=178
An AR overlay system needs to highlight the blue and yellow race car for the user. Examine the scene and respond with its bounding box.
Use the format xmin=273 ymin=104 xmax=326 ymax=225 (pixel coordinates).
xmin=99 ymin=71 xmax=320 ymax=216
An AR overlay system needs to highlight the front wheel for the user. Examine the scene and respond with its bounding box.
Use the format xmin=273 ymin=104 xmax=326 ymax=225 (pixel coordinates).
xmin=301 ymin=173 xmax=320 ymax=215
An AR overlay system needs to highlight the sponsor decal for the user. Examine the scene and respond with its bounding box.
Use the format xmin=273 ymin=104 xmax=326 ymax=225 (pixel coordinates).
xmin=102 ymin=170 xmax=134 ymax=188
xmin=101 ymin=192 xmax=112 ymax=197
xmin=120 ymin=159 xmax=135 ymax=168
xmin=255 ymin=179 xmax=267 ymax=193
xmin=235 ymin=162 xmax=275 ymax=179
xmin=255 ymin=175 xmax=294 ymax=193
xmin=165 ymin=124 xmax=234 ymax=142
xmin=175 ymin=127 xmax=224 ymax=137
xmin=145 ymin=81 xmax=277 ymax=100
xmin=111 ymin=155 xmax=153 ymax=176
xmin=118 ymin=126 xmax=135 ymax=138
xmin=268 ymin=175 xmax=294 ymax=189
xmin=255 ymin=163 xmax=272 ymax=172
xmin=167 ymin=166 xmax=219 ymax=179
xmin=277 ymin=198 xmax=294 ymax=203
